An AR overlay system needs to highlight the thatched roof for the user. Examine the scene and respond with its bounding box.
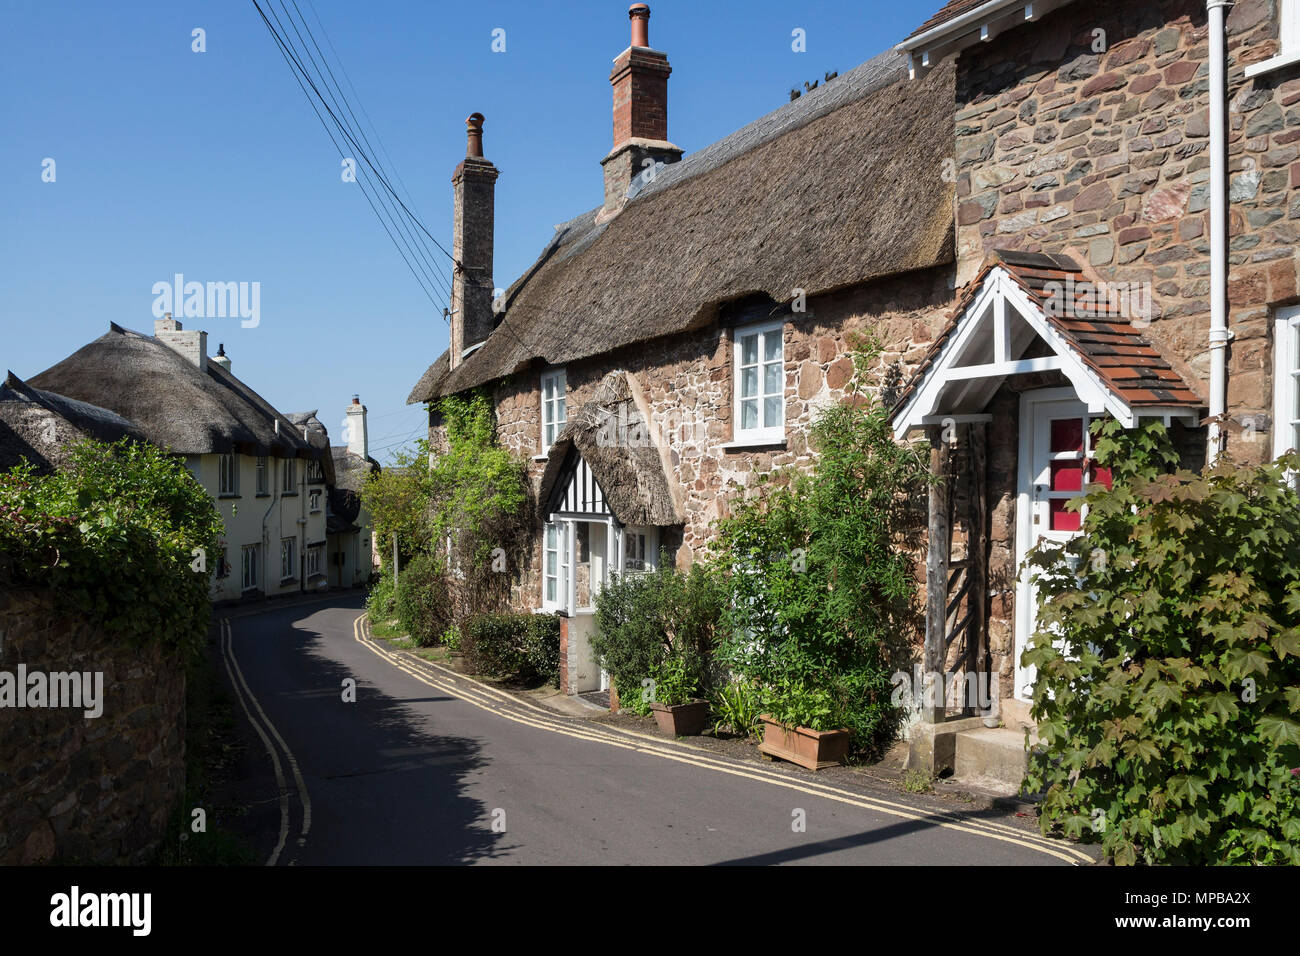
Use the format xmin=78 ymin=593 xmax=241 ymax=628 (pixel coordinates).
xmin=328 ymin=446 xmax=379 ymax=531
xmin=409 ymin=51 xmax=956 ymax=403
xmin=30 ymin=324 xmax=321 ymax=459
xmin=0 ymin=372 xmax=148 ymax=473
xmin=288 ymin=411 xmax=337 ymax=484
xmin=537 ymin=371 xmax=683 ymax=527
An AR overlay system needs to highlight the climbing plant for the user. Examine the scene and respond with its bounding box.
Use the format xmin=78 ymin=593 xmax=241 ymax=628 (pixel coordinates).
xmin=1024 ymin=419 xmax=1300 ymax=864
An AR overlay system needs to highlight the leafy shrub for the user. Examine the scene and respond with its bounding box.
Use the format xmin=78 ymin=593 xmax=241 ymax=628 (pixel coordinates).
xmin=393 ymin=552 xmax=452 ymax=647
xmin=366 ymin=565 xmax=397 ymax=622
xmin=0 ymin=439 xmax=222 ymax=654
xmin=1024 ymin=419 xmax=1300 ymax=865
xmin=461 ymin=612 xmax=560 ymax=685
xmin=709 ymin=335 xmax=929 ymax=756
xmin=763 ymin=679 xmax=836 ymax=731
xmin=710 ymin=678 xmax=764 ymax=738
xmin=592 ymin=560 xmax=725 ymax=706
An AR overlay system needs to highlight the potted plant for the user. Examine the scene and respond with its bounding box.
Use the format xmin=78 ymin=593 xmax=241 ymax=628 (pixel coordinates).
xmin=649 ymin=654 xmax=710 ymax=737
xmin=757 ymin=681 xmax=851 ymax=770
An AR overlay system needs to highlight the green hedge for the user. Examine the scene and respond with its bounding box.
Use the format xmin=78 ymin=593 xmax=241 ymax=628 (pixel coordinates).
xmin=393 ymin=552 xmax=452 ymax=647
xmin=461 ymin=612 xmax=560 ymax=685
xmin=0 ymin=439 xmax=221 ymax=654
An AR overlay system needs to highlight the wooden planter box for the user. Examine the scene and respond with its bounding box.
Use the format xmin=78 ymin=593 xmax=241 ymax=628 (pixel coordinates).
xmin=758 ymin=715 xmax=851 ymax=770
xmin=651 ymin=699 xmax=710 ymax=737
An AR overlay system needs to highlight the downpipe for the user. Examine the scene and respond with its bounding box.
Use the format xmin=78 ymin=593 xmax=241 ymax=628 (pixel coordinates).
xmin=1206 ymin=0 xmax=1233 ymax=464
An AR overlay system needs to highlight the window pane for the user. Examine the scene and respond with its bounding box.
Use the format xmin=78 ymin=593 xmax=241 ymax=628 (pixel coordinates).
xmin=1050 ymin=499 xmax=1081 ymax=532
xmin=741 ymin=399 xmax=758 ymax=430
xmin=1050 ymin=418 xmax=1083 ymax=453
xmin=764 ymin=396 xmax=783 ymax=427
xmin=557 ymin=395 xmax=565 ymax=423
xmin=741 ymin=367 xmax=758 ymax=398
xmin=764 ymin=332 xmax=782 ymax=363
xmin=543 ymin=377 xmax=554 ymax=401
xmin=546 ymin=578 xmax=556 ymax=602
xmin=1050 ymin=461 xmax=1083 ymax=492
xmin=763 ymin=362 xmax=782 ymax=396
xmin=1090 ymin=465 xmax=1113 ymax=490
xmin=740 ymin=334 xmax=758 ymax=366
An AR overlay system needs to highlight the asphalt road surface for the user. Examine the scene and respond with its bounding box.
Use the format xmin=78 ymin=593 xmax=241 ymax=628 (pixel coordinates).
xmin=214 ymin=595 xmax=1091 ymax=866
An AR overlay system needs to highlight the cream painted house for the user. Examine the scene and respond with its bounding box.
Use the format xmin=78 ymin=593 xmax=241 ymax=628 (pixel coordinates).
xmin=30 ymin=316 xmax=331 ymax=602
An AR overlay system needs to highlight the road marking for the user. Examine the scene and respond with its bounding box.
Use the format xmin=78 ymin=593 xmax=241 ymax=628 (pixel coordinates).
xmin=220 ymin=620 xmax=289 ymax=866
xmin=356 ymin=615 xmax=1092 ymax=863
xmin=353 ymin=614 xmax=1086 ymax=864
xmin=221 ymin=617 xmax=313 ymax=862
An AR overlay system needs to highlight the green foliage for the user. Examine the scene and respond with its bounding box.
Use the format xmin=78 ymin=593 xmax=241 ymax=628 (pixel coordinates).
xmin=393 ymin=552 xmax=453 ymax=647
xmin=709 ymin=333 xmax=929 ymax=755
xmin=710 ymin=678 xmax=765 ymax=738
xmin=366 ymin=563 xmax=397 ymax=622
xmin=441 ymin=623 xmax=461 ymax=652
xmin=0 ymin=439 xmax=222 ymax=654
xmin=902 ymin=769 xmax=936 ymax=794
xmin=1024 ymin=418 xmax=1300 ymax=865
xmin=762 ymin=678 xmax=838 ymax=731
xmin=429 ymin=391 xmax=529 ymax=616
xmin=359 ymin=439 xmax=434 ymax=564
xmin=460 ymin=612 xmax=561 ymax=685
xmin=592 ymin=558 xmax=726 ymax=707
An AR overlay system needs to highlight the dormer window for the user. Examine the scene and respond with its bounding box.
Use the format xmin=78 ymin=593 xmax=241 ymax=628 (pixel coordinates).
xmin=733 ymin=320 xmax=785 ymax=444
xmin=541 ymin=369 xmax=567 ymax=451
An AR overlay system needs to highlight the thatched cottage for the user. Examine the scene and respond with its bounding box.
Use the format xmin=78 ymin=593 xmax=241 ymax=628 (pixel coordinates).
xmin=410 ymin=1 xmax=1300 ymax=779
xmin=29 ymin=317 xmax=334 ymax=602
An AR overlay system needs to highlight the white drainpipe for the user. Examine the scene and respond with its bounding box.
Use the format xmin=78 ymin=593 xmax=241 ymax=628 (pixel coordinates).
xmin=1207 ymin=0 xmax=1232 ymax=463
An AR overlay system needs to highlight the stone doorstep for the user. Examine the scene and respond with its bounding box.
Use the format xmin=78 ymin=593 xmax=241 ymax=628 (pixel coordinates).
xmin=952 ymin=726 xmax=1034 ymax=797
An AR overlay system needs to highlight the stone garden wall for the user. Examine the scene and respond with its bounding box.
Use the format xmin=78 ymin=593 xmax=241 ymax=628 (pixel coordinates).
xmin=0 ymin=589 xmax=185 ymax=864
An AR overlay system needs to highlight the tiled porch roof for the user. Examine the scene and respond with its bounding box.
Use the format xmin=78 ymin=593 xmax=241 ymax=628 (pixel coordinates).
xmin=905 ymin=0 xmax=989 ymax=39
xmin=893 ymin=250 xmax=1203 ymax=415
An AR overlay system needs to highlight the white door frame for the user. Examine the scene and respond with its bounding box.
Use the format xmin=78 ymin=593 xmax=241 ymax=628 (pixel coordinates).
xmin=1013 ymin=387 xmax=1090 ymax=702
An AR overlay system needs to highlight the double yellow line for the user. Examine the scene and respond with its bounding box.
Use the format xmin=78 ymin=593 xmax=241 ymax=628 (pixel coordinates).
xmin=221 ymin=617 xmax=312 ymax=866
xmin=352 ymin=614 xmax=1092 ymax=865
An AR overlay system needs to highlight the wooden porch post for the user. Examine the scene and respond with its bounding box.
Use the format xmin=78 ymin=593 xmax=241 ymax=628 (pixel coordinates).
xmin=923 ymin=426 xmax=950 ymax=724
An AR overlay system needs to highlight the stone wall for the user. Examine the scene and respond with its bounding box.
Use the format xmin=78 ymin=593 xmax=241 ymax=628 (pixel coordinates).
xmin=954 ymin=0 xmax=1298 ymax=460
xmin=0 ymin=590 xmax=186 ymax=864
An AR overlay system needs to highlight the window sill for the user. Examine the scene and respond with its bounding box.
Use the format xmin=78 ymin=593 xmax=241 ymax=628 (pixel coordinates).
xmin=721 ymin=435 xmax=787 ymax=451
xmin=532 ymin=454 xmax=549 ymax=462
xmin=281 ymin=492 xmax=298 ymax=498
xmin=279 ymin=576 xmax=298 ymax=585
xmin=218 ymin=493 xmax=241 ymax=499
xmin=1246 ymin=49 xmax=1300 ymax=78
xmin=255 ymin=492 xmax=271 ymax=498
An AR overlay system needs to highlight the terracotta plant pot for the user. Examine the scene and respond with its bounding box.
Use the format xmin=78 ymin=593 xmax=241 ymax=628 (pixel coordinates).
xmin=757 ymin=715 xmax=850 ymax=770
xmin=651 ymin=699 xmax=710 ymax=737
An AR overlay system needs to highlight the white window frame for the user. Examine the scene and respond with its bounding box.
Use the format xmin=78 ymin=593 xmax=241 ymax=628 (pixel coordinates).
xmin=541 ymin=369 xmax=567 ymax=452
xmin=219 ymin=452 xmax=239 ymax=495
xmin=281 ymin=458 xmax=296 ymax=494
xmin=280 ymin=537 xmax=297 ymax=582
xmin=621 ymin=526 xmax=658 ymax=574
xmin=241 ymin=544 xmax=258 ymax=591
xmin=1274 ymin=306 xmax=1300 ymax=462
xmin=309 ymin=489 xmax=322 ymax=513
xmin=306 ymin=544 xmax=323 ymax=578
xmin=307 ymin=458 xmax=324 ymax=482
xmin=733 ymin=319 xmax=786 ymax=444
xmin=542 ymin=521 xmax=566 ymax=610
xmin=1246 ymin=0 xmax=1300 ymax=76
xmin=255 ymin=456 xmax=268 ymax=495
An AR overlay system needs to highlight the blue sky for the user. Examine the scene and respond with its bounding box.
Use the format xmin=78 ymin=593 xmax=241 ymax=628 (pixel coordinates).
xmin=1 ymin=0 xmax=933 ymax=464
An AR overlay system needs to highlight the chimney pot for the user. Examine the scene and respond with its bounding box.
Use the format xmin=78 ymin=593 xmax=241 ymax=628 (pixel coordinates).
xmin=466 ymin=112 xmax=485 ymax=158
xmin=629 ymin=3 xmax=650 ymax=47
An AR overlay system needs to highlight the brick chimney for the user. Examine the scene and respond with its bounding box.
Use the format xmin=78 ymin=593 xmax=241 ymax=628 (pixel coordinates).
xmin=599 ymin=3 xmax=682 ymax=219
xmin=346 ymin=394 xmax=368 ymax=459
xmin=450 ymin=112 xmax=499 ymax=371
xmin=154 ymin=313 xmax=208 ymax=372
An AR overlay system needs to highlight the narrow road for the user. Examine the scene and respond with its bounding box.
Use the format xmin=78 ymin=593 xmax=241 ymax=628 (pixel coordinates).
xmin=215 ymin=595 xmax=1090 ymax=866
